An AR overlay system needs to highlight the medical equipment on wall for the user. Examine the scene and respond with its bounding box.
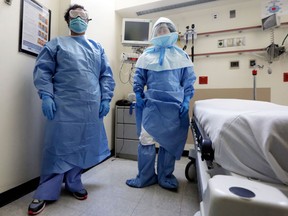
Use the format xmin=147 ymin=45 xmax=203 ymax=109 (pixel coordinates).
xmin=262 ymin=14 xmax=286 ymax=64
xmin=182 ymin=24 xmax=197 ymax=62
xmin=121 ymin=18 xmax=152 ymax=47
xmin=119 ymin=46 xmax=145 ymax=85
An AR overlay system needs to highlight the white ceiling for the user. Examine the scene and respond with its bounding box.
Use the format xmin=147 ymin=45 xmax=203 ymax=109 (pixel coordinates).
xmin=115 ymin=0 xmax=251 ymax=19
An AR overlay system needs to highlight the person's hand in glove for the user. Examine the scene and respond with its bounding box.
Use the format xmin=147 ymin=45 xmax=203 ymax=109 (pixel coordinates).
xmin=99 ymin=100 xmax=110 ymax=118
xmin=135 ymin=92 xmax=145 ymax=109
xmin=179 ymin=96 xmax=190 ymax=118
xmin=42 ymin=95 xmax=56 ymax=120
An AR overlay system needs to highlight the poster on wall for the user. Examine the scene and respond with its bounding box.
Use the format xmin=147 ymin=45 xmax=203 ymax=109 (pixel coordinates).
xmin=19 ymin=0 xmax=51 ymax=57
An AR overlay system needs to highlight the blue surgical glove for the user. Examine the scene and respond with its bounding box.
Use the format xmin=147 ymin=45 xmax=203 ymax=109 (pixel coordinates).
xmin=99 ymin=100 xmax=110 ymax=118
xmin=180 ymin=96 xmax=190 ymax=118
xmin=135 ymin=92 xmax=145 ymax=109
xmin=41 ymin=95 xmax=56 ymax=120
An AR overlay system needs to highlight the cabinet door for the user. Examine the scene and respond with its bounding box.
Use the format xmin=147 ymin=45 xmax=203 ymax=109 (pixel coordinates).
xmin=124 ymin=124 xmax=138 ymax=139
xmin=123 ymin=108 xmax=136 ymax=124
xmin=116 ymin=124 xmax=138 ymax=140
xmin=116 ymin=107 xmax=136 ymax=124
xmin=115 ymin=139 xmax=138 ymax=160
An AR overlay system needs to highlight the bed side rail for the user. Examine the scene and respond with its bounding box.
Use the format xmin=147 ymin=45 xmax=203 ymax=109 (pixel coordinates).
xmin=191 ymin=116 xmax=214 ymax=161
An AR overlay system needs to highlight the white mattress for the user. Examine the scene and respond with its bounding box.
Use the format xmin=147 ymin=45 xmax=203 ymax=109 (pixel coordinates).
xmin=193 ymin=98 xmax=288 ymax=185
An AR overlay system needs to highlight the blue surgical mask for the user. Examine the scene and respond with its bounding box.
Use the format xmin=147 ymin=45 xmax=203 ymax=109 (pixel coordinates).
xmin=69 ymin=17 xmax=88 ymax=34
xmin=150 ymin=32 xmax=178 ymax=47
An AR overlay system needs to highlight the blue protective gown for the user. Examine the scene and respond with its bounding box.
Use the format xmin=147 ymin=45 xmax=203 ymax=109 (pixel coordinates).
xmin=133 ymin=66 xmax=195 ymax=160
xmin=33 ymin=35 xmax=115 ymax=175
xmin=127 ymin=18 xmax=196 ymax=189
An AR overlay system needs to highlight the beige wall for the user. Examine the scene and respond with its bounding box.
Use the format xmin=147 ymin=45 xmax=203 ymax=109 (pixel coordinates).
xmin=0 ymin=0 xmax=60 ymax=193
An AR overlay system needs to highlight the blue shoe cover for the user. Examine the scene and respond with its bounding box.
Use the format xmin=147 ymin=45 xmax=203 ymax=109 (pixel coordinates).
xmin=126 ymin=174 xmax=158 ymax=188
xmin=158 ymin=174 xmax=179 ymax=190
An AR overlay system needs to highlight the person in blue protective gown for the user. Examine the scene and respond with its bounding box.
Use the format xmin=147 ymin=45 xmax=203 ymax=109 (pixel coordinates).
xmin=126 ymin=17 xmax=196 ymax=191
xmin=28 ymin=4 xmax=115 ymax=215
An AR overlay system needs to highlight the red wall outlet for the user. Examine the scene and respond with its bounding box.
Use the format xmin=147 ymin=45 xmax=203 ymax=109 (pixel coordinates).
xmin=284 ymin=73 xmax=288 ymax=82
xmin=199 ymin=76 xmax=208 ymax=84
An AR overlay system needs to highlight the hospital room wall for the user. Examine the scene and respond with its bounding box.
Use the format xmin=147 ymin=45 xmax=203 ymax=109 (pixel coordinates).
xmin=0 ymin=0 xmax=123 ymax=194
xmin=167 ymin=0 xmax=288 ymax=105
xmin=0 ymin=0 xmax=60 ymax=194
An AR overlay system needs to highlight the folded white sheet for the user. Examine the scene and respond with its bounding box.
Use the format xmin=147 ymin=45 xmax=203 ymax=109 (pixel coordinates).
xmin=194 ymin=98 xmax=288 ymax=185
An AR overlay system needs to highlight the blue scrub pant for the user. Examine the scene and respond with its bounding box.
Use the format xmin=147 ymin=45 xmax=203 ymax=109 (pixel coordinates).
xmin=33 ymin=167 xmax=84 ymax=201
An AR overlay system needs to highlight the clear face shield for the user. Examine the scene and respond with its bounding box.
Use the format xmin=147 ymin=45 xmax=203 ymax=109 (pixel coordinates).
xmin=69 ymin=9 xmax=90 ymax=21
xmin=152 ymin=23 xmax=176 ymax=38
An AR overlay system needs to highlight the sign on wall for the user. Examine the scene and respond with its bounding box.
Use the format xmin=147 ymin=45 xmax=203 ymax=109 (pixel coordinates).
xmin=261 ymin=0 xmax=288 ymax=18
xmin=19 ymin=0 xmax=51 ymax=57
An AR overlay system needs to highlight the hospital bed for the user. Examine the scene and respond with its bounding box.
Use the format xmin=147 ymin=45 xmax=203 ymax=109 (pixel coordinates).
xmin=186 ymin=98 xmax=288 ymax=216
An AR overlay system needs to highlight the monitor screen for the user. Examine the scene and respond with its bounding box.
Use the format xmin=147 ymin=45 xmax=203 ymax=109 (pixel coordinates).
xmin=122 ymin=18 xmax=152 ymax=47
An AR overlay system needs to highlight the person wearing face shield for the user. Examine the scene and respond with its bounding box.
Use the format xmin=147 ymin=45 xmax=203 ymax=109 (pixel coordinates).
xmin=126 ymin=17 xmax=196 ymax=191
xmin=28 ymin=4 xmax=115 ymax=215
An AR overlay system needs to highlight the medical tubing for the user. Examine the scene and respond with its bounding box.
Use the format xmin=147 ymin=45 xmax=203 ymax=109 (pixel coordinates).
xmin=281 ymin=33 xmax=288 ymax=46
xmin=270 ymin=28 xmax=274 ymax=44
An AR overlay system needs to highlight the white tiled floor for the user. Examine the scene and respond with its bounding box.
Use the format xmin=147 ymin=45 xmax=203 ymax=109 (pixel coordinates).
xmin=0 ymin=156 xmax=200 ymax=216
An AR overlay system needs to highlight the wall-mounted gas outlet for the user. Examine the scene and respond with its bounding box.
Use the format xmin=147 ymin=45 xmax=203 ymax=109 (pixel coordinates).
xmin=218 ymin=39 xmax=225 ymax=48
xmin=5 ymin=0 xmax=12 ymax=5
xmin=218 ymin=37 xmax=245 ymax=48
xmin=226 ymin=38 xmax=234 ymax=47
xmin=235 ymin=37 xmax=245 ymax=46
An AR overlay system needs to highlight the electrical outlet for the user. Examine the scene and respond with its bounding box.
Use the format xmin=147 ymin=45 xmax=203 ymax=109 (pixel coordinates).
xmin=230 ymin=10 xmax=236 ymax=18
xmin=249 ymin=60 xmax=256 ymax=68
xmin=230 ymin=61 xmax=239 ymax=69
xmin=212 ymin=13 xmax=218 ymax=20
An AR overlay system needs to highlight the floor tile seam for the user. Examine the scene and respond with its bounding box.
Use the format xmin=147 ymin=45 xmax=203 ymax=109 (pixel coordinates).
xmin=129 ymin=188 xmax=147 ymax=216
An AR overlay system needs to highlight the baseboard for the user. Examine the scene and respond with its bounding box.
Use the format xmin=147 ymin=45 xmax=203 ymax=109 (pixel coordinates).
xmin=0 ymin=177 xmax=40 ymax=208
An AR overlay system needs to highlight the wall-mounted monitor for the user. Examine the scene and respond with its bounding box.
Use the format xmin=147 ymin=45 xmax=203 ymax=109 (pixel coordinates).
xmin=262 ymin=13 xmax=280 ymax=31
xmin=122 ymin=18 xmax=152 ymax=47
